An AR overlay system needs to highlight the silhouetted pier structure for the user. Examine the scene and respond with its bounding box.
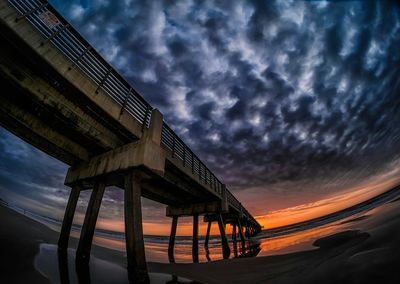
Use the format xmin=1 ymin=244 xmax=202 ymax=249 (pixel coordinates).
xmin=0 ymin=0 xmax=261 ymax=282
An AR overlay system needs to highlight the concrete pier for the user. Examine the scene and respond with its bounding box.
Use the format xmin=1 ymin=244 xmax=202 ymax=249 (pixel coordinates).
xmin=0 ymin=1 xmax=262 ymax=279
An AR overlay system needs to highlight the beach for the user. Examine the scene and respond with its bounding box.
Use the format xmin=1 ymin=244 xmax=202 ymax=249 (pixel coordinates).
xmin=1 ymin=192 xmax=400 ymax=283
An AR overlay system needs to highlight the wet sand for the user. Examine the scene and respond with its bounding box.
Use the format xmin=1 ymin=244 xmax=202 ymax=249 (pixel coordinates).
xmin=0 ymin=204 xmax=126 ymax=283
xmin=2 ymin=197 xmax=400 ymax=283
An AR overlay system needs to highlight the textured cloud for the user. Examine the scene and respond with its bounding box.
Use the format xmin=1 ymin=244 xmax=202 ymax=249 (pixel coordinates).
xmin=1 ymin=1 xmax=400 ymax=222
xmin=48 ymin=0 xmax=400 ymax=190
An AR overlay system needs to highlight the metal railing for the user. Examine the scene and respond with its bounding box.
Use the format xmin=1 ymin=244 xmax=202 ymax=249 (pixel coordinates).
xmin=9 ymin=0 xmax=152 ymax=127
xmin=7 ymin=0 xmax=259 ymax=227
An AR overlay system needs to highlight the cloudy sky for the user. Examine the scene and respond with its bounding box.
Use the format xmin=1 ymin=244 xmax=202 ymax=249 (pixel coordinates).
xmin=1 ymin=0 xmax=400 ymax=234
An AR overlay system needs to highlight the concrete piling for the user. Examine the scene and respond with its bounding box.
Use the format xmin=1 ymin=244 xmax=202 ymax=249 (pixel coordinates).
xmin=124 ymin=170 xmax=149 ymax=283
xmin=204 ymin=221 xmax=212 ymax=250
xmin=217 ymin=213 xmax=230 ymax=259
xmin=168 ymin=216 xmax=178 ymax=263
xmin=237 ymin=219 xmax=246 ymax=252
xmin=232 ymin=223 xmax=238 ymax=257
xmin=192 ymin=214 xmax=199 ymax=263
xmin=58 ymin=184 xmax=81 ymax=251
xmin=76 ymin=181 xmax=105 ymax=263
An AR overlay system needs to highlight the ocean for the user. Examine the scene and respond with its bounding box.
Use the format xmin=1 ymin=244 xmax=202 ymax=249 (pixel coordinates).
xmin=5 ymin=185 xmax=400 ymax=264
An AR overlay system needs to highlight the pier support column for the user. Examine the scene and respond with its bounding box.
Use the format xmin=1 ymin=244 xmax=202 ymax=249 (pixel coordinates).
xmin=232 ymin=223 xmax=238 ymax=257
xmin=58 ymin=184 xmax=81 ymax=251
xmin=204 ymin=221 xmax=212 ymax=249
xmin=76 ymin=181 xmax=105 ymax=262
xmin=217 ymin=214 xmax=230 ymax=259
xmin=168 ymin=216 xmax=178 ymax=263
xmin=124 ymin=170 xmax=149 ymax=283
xmin=192 ymin=214 xmax=199 ymax=263
xmin=204 ymin=220 xmax=212 ymax=261
xmin=237 ymin=219 xmax=246 ymax=251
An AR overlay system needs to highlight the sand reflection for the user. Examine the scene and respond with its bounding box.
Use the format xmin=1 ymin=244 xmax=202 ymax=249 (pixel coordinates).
xmin=34 ymin=244 xmax=198 ymax=284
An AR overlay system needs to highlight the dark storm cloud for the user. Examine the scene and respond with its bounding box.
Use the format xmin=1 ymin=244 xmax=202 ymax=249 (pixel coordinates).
xmin=45 ymin=0 xmax=400 ymax=193
xmin=2 ymin=0 xmax=400 ymax=215
xmin=0 ymin=129 xmax=69 ymax=211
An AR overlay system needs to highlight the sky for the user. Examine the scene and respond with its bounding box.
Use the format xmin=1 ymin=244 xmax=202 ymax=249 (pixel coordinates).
xmin=1 ymin=0 xmax=400 ymax=235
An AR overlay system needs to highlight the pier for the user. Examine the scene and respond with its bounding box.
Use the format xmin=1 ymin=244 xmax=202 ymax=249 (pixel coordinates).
xmin=0 ymin=0 xmax=261 ymax=282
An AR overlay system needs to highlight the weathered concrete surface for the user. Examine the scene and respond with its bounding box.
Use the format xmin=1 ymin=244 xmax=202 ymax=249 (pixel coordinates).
xmin=65 ymin=138 xmax=166 ymax=185
xmin=65 ymin=109 xmax=166 ymax=184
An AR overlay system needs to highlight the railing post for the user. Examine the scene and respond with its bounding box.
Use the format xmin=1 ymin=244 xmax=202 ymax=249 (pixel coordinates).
xmin=183 ymin=147 xmax=186 ymax=167
xmin=15 ymin=2 xmax=48 ymax=22
xmin=41 ymin=24 xmax=70 ymax=46
xmin=119 ymin=87 xmax=132 ymax=116
xmin=68 ymin=46 xmax=92 ymax=71
xmin=95 ymin=68 xmax=112 ymax=94
xmin=172 ymin=135 xmax=176 ymax=158
xmin=191 ymin=153 xmax=194 ymax=174
xmin=198 ymin=163 xmax=202 ymax=180
xmin=213 ymin=176 xmax=216 ymax=191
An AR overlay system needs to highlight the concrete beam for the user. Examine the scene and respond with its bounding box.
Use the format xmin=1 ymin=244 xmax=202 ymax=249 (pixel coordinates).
xmin=65 ymin=138 xmax=166 ymax=185
xmin=166 ymin=201 xmax=221 ymax=217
